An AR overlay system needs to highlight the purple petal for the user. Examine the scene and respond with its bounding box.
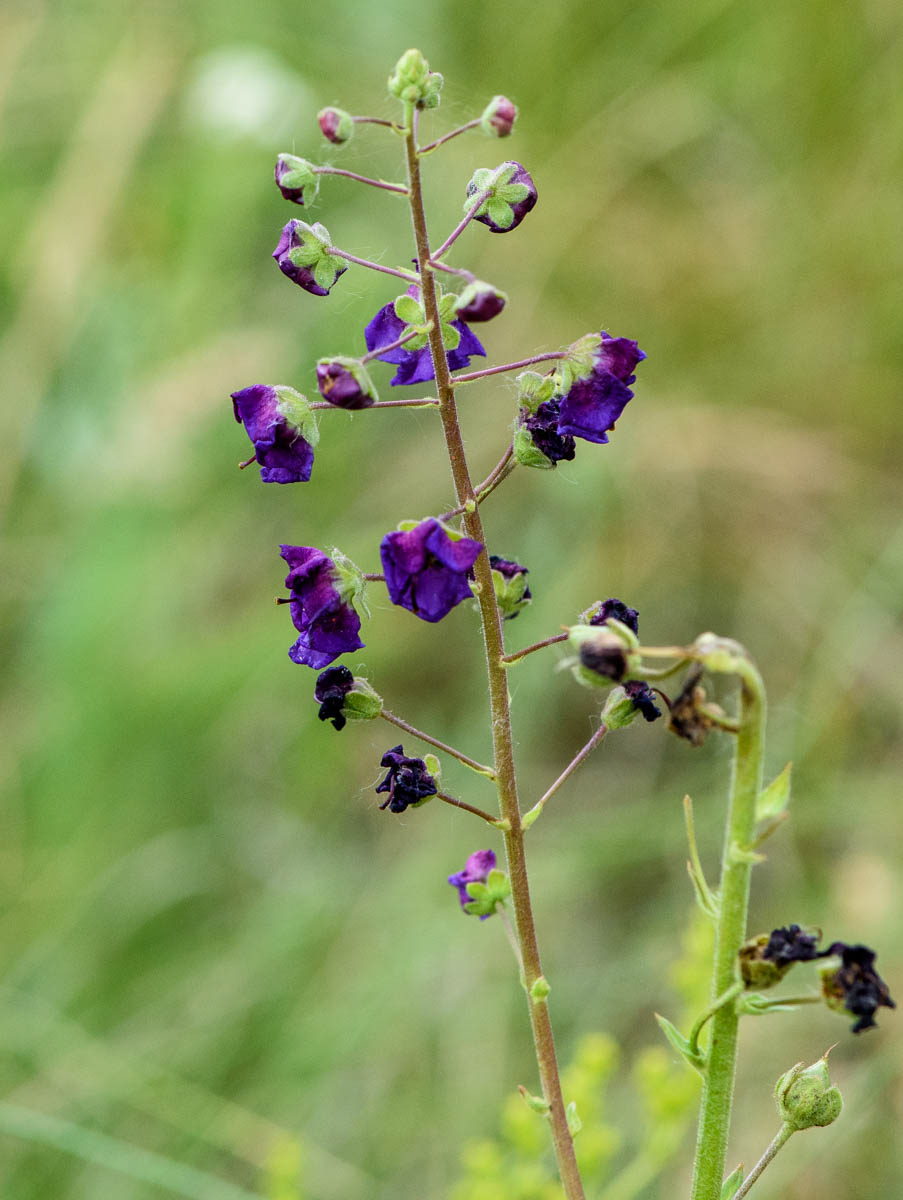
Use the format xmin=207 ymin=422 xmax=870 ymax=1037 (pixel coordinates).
xmin=557 ymin=373 xmax=634 ymax=444
xmin=597 ymin=332 xmax=646 ymax=382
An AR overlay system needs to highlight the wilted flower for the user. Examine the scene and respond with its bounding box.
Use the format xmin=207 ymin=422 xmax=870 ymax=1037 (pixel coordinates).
xmin=375 ymin=745 xmax=438 ymax=813
xmin=448 ymin=849 xmax=497 ymax=917
xmin=764 ymin=925 xmax=822 ymax=966
xmin=380 ymin=518 xmax=483 ymax=623
xmin=231 ymin=385 xmax=318 ymax=483
xmin=515 ymin=400 xmax=576 ymax=468
xmin=481 ymin=95 xmax=517 ymax=137
xmin=556 ymin=333 xmax=645 ymax=444
xmin=622 ymin=680 xmax=662 ymax=722
xmin=668 ymin=665 xmax=717 ymax=747
xmin=317 ymin=106 xmax=353 ymax=144
xmin=316 ymin=357 xmax=378 ymax=409
xmin=741 ymin=924 xmax=821 ymax=989
xmin=314 ymin=666 xmax=354 ymax=730
xmin=273 ymin=219 xmax=346 ymax=295
xmin=578 ymin=630 xmax=630 ymax=682
xmin=364 ymin=286 xmax=485 ymax=386
xmin=820 ymin=942 xmax=896 ymax=1033
xmin=466 ymin=161 xmax=537 ymax=233
xmin=587 ymin=597 xmax=640 ymax=636
xmin=279 ymin=545 xmax=365 ymax=668
xmin=274 ymin=154 xmax=318 ymax=205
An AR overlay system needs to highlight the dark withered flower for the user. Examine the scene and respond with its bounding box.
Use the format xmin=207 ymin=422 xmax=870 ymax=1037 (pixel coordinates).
xmin=578 ymin=631 xmax=629 ymax=682
xmin=820 ymin=942 xmax=896 ymax=1034
xmin=314 ymin=666 xmax=354 ymax=730
xmin=763 ymin=924 xmax=821 ymax=966
xmin=517 ymin=400 xmax=576 ymax=467
xmin=588 ymin=598 xmax=640 ymax=636
xmin=667 ymin=665 xmax=716 ymax=747
xmin=375 ymin=745 xmax=438 ymax=813
xmin=623 ymin=680 xmax=662 ymax=722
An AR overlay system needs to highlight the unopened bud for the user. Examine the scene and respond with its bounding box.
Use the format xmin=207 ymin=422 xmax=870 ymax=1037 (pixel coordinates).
xmin=775 ymin=1054 xmax=843 ymax=1130
xmin=274 ymin=154 xmax=318 ymax=206
xmin=317 ymin=106 xmax=353 ymax=144
xmin=481 ymin=95 xmax=518 ymax=137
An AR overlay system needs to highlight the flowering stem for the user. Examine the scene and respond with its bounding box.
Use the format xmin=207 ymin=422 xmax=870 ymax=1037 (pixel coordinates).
xmin=732 ymin=1124 xmax=794 ymax=1200
xmin=453 ymin=351 xmax=568 ymax=384
xmin=418 ymin=117 xmax=482 ymax=154
xmin=436 ymin=790 xmax=506 ymax=827
xmin=690 ymin=655 xmax=766 ymax=1200
xmin=402 ymin=105 xmax=586 ymax=1200
xmin=501 ymin=632 xmax=569 ymax=665
xmin=430 ymin=190 xmax=492 ymax=262
xmin=326 ymin=248 xmax=419 ymax=283
xmin=314 ymin=166 xmax=409 ymax=195
xmin=361 ymin=328 xmax=422 ymax=364
xmin=687 ymin=982 xmax=744 ymax=1060
xmin=522 ymin=724 xmax=608 ymax=828
xmin=310 ymin=398 xmax=439 ymax=410
xmin=498 ymin=905 xmax=525 ymax=972
xmin=379 ymin=710 xmax=495 ymax=779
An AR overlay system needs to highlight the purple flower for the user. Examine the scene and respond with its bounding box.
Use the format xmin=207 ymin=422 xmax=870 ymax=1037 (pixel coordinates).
xmin=316 ymin=358 xmax=377 ymax=409
xmin=588 ymin=598 xmax=639 ymax=635
xmin=314 ymin=666 xmax=354 ymax=730
xmin=364 ymin=291 xmax=485 ymax=386
xmin=623 ymin=680 xmax=662 ymax=722
xmin=557 ymin=333 xmax=645 ymax=444
xmin=317 ymin=106 xmax=353 ymax=144
xmin=467 ymin=161 xmax=537 ymax=233
xmin=821 ymin=942 xmax=896 ymax=1034
xmin=481 ymin=96 xmax=518 ymax=138
xmin=520 ymin=400 xmax=576 ymax=466
xmin=231 ymin=385 xmax=317 ymax=484
xmin=454 ymin=280 xmax=507 ymax=323
xmin=380 ymin=519 xmax=483 ymax=623
xmin=280 ymin=545 xmax=364 ymax=668
xmin=273 ymin=219 xmax=346 ymax=296
xmin=375 ymin=745 xmax=438 ymax=813
xmin=274 ymin=154 xmax=318 ymax=206
xmin=448 ymin=849 xmax=497 ymax=917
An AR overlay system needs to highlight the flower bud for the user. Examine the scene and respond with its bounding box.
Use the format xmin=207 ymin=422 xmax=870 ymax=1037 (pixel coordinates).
xmin=316 ymin=357 xmax=378 ymax=409
xmin=481 ymin=95 xmax=518 ymax=137
xmin=273 ymin=220 xmax=346 ymax=296
xmin=317 ymin=106 xmax=353 ymax=144
xmin=274 ymin=154 xmax=318 ymax=206
xmin=388 ymin=49 xmax=443 ymax=109
xmin=466 ymin=161 xmax=537 ymax=233
xmin=775 ymin=1054 xmax=843 ymax=1131
xmin=454 ymin=280 xmax=507 ymax=323
xmin=489 ymin=555 xmax=531 ymax=620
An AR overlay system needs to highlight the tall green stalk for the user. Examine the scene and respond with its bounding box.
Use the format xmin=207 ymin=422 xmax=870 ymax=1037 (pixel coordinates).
xmin=689 ymin=657 xmax=766 ymax=1200
xmin=401 ymin=105 xmax=586 ymax=1200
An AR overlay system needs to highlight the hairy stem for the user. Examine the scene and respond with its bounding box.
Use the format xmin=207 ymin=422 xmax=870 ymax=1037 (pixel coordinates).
xmin=522 ymin=724 xmax=608 ymax=828
xmin=501 ymin=631 xmax=569 ymax=664
xmin=453 ymin=351 xmax=567 ymax=384
xmin=315 ymin=166 xmax=409 ymax=195
xmin=380 ymin=710 xmax=495 ymax=779
xmin=418 ymin=117 xmax=482 ymax=154
xmin=689 ymin=658 xmax=766 ymax=1200
xmin=732 ymin=1124 xmax=794 ymax=1200
xmin=430 ymin=189 xmax=491 ymax=261
xmin=436 ymin=790 xmax=505 ymax=827
xmin=402 ymin=107 xmax=586 ymax=1200
xmin=326 ymin=247 xmax=418 ymax=282
xmin=310 ymin=398 xmax=438 ymax=410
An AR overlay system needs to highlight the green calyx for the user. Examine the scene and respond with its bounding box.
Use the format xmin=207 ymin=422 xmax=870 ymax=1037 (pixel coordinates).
xmin=555 ymin=333 xmax=602 ymax=393
xmin=513 ymin=426 xmax=554 ymax=470
xmin=287 ymin=221 xmax=346 ymax=291
xmin=276 ymin=154 xmax=319 ymax=201
xmin=491 ymin=565 xmax=531 ymax=620
xmin=342 ymin=677 xmax=383 ymax=722
xmin=273 ymin=387 xmax=319 ymax=448
xmin=464 ymin=868 xmax=511 ymax=918
xmin=388 ymin=49 xmax=443 ymax=109
xmin=601 ymin=685 xmax=641 ymax=730
xmin=738 ymin=934 xmax=792 ymax=990
xmin=567 ymin=623 xmax=640 ymax=692
xmin=775 ymin=1055 xmax=843 ymax=1130
xmin=392 ymin=290 xmax=459 ymax=350
xmin=465 ymin=164 xmax=530 ymax=231
xmin=329 ymin=550 xmax=369 ymax=617
xmin=515 ymin=370 xmax=558 ymax=416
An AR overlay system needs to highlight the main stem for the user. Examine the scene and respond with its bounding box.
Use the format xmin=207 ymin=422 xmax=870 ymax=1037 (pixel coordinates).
xmin=402 ymin=110 xmax=586 ymax=1200
xmin=689 ymin=660 xmax=766 ymax=1200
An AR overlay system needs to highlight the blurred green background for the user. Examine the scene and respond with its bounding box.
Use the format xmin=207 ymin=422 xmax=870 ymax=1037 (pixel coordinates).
xmin=1 ymin=0 xmax=901 ymax=1196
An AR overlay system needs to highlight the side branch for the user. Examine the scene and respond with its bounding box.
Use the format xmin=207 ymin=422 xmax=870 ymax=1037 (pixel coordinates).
xmin=522 ymin=724 xmax=608 ymax=828
xmin=380 ymin=710 xmax=495 ymax=779
xmin=418 ymin=118 xmax=482 ymax=154
xmin=327 ymin=247 xmax=419 ymax=282
xmin=430 ymin=189 xmax=492 ymax=261
xmin=502 ymin=632 xmax=568 ymax=665
xmin=453 ymin=351 xmax=567 ymax=385
xmin=310 ymin=398 xmax=439 ymax=410
xmin=315 ymin=166 xmax=409 ymax=195
xmin=437 ymin=791 xmax=506 ymax=827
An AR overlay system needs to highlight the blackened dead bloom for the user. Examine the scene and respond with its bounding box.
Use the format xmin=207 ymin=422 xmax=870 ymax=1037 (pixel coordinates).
xmin=375 ymin=745 xmax=438 ymax=813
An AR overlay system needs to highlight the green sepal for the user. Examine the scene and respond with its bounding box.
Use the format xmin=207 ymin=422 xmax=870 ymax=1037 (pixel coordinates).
xmin=342 ymin=677 xmax=383 ymax=721
xmin=329 ymin=550 xmax=368 ymax=617
xmin=463 ymin=867 xmax=511 ymax=917
xmin=556 ymin=333 xmax=601 ymax=393
xmin=515 ymin=370 xmax=557 ymax=415
xmin=693 ymin=633 xmax=749 ymax=674
xmin=756 ymin=762 xmax=791 ymax=822
xmin=720 ymin=1164 xmax=745 ymax=1200
xmin=513 ymin=425 xmax=554 ymax=469
xmin=393 ymin=294 xmax=423 ymax=325
xmin=277 ymin=153 xmax=319 ymax=199
xmin=273 ymin=387 xmax=319 ymax=448
xmin=315 ymin=356 xmax=378 ymax=406
xmin=565 ymin=1101 xmax=582 ymax=1136
xmin=491 ymin=565 xmax=531 ymax=620
xmin=654 ymin=1013 xmax=705 ymax=1073
xmin=286 ymin=220 xmax=344 ymax=286
xmin=486 ymin=197 xmax=515 ymax=229
xmin=601 ymin=686 xmax=640 ymax=730
xmin=775 ymin=1054 xmax=842 ymax=1130
xmin=737 ymin=992 xmax=800 ymax=1016
xmin=422 ymin=753 xmax=441 ymax=781
xmin=464 ymin=167 xmax=495 ymax=211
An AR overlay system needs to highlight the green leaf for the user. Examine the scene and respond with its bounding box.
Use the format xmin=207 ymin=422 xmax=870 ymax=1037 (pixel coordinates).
xmin=654 ymin=1014 xmax=705 ymax=1073
xmin=720 ymin=1164 xmax=744 ymax=1200
xmin=756 ymin=762 xmax=791 ymax=822
xmin=393 ymin=295 xmax=423 ymax=325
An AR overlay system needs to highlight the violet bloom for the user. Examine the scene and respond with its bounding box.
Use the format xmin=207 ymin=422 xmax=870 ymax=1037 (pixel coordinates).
xmin=448 ymin=849 xmax=497 ymax=918
xmin=467 ymin=161 xmax=537 ymax=233
xmin=316 ymin=358 xmax=377 ymax=409
xmin=380 ymin=518 xmax=483 ymax=623
xmin=273 ymin=219 xmax=346 ymax=296
xmin=364 ymin=294 xmax=485 ymax=387
xmin=454 ymin=281 xmax=507 ymax=323
xmin=557 ymin=332 xmax=645 ymax=444
xmin=231 ymin=385 xmax=318 ymax=484
xmin=280 ymin=545 xmax=364 ymax=668
xmin=375 ymin=745 xmax=438 ymax=813
xmin=588 ymin=597 xmax=639 ymax=635
xmin=314 ymin=666 xmax=354 ymax=730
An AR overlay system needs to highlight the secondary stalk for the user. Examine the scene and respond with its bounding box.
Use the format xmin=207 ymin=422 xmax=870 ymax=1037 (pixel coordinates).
xmin=402 ymin=106 xmax=586 ymax=1200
